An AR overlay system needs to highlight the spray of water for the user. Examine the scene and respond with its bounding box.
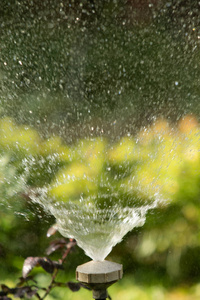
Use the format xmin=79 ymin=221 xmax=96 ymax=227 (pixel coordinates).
xmin=0 ymin=117 xmax=192 ymax=261
xmin=1 ymin=1 xmax=198 ymax=263
xmin=29 ymin=173 xmax=160 ymax=261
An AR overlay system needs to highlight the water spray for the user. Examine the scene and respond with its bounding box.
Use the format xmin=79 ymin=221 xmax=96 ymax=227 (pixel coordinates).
xmin=76 ymin=260 xmax=123 ymax=300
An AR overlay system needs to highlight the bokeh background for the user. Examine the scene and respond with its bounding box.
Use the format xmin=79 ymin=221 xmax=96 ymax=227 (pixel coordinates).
xmin=1 ymin=1 xmax=200 ymax=299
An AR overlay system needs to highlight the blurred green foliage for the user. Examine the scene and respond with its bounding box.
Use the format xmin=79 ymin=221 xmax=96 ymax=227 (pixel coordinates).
xmin=1 ymin=115 xmax=200 ymax=286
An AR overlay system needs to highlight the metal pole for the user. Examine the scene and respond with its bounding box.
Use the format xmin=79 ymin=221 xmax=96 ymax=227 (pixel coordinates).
xmin=92 ymin=289 xmax=108 ymax=299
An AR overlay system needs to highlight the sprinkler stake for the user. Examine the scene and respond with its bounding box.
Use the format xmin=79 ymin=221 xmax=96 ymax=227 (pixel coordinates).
xmin=76 ymin=260 xmax=123 ymax=299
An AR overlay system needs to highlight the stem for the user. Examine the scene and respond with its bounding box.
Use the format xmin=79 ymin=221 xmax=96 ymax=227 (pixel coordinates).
xmin=35 ymin=292 xmax=43 ymax=300
xmin=41 ymin=243 xmax=75 ymax=300
xmin=41 ymin=269 xmax=59 ymax=300
xmin=60 ymin=247 xmax=71 ymax=263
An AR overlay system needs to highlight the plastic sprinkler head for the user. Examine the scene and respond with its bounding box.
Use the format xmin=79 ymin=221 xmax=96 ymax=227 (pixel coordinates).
xmin=76 ymin=260 xmax=123 ymax=299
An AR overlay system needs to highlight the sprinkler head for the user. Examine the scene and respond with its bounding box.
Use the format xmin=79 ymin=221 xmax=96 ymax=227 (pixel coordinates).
xmin=76 ymin=260 xmax=123 ymax=299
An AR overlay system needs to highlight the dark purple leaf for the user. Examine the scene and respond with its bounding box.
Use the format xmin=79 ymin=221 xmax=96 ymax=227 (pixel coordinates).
xmin=22 ymin=257 xmax=40 ymax=278
xmin=14 ymin=286 xmax=38 ymax=299
xmin=46 ymin=243 xmax=63 ymax=255
xmin=0 ymin=286 xmax=9 ymax=294
xmin=38 ymin=258 xmax=63 ymax=273
xmin=67 ymin=282 xmax=81 ymax=292
xmin=17 ymin=276 xmax=37 ymax=287
xmin=47 ymin=224 xmax=58 ymax=237
xmin=0 ymin=285 xmax=38 ymax=299
xmin=38 ymin=257 xmax=55 ymax=274
xmin=25 ymin=289 xmax=38 ymax=299
xmin=23 ymin=256 xmax=63 ymax=277
xmin=0 ymin=285 xmax=18 ymax=296
xmin=46 ymin=239 xmax=67 ymax=255
xmin=0 ymin=296 xmax=12 ymax=300
xmin=14 ymin=287 xmax=30 ymax=298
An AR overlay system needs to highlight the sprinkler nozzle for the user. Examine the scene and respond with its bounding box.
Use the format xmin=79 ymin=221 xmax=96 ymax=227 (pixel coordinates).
xmin=76 ymin=260 xmax=123 ymax=299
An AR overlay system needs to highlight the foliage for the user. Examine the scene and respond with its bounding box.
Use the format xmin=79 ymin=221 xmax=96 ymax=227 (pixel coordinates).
xmin=0 ymin=227 xmax=81 ymax=300
xmin=1 ymin=115 xmax=200 ymax=287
